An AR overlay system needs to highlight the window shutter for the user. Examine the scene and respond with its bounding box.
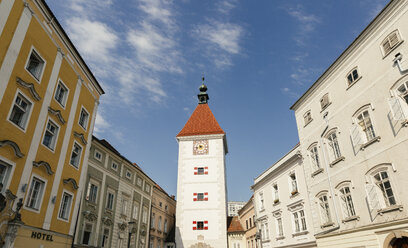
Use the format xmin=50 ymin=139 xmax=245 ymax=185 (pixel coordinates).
xmin=365 ymin=184 xmax=386 ymax=217
xmin=389 ymin=32 xmax=399 ymax=47
xmin=388 ymin=97 xmax=406 ymax=120
xmin=350 ymin=124 xmax=364 ymax=150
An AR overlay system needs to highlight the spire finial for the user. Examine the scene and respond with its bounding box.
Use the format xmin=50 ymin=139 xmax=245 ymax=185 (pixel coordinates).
xmin=198 ymin=76 xmax=209 ymax=104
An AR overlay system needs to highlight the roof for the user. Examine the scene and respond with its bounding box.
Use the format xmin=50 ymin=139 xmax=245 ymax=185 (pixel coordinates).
xmin=177 ymin=103 xmax=225 ymax=137
xmin=154 ymin=184 xmax=176 ymax=202
xmin=227 ymin=216 xmax=244 ymax=233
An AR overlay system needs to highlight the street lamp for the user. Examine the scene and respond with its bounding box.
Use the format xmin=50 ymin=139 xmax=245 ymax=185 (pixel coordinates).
xmin=128 ymin=221 xmax=136 ymax=248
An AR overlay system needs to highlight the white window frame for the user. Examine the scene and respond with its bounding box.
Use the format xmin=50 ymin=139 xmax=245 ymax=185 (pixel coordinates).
xmin=41 ymin=117 xmax=60 ymax=152
xmin=57 ymin=189 xmax=74 ymax=222
xmin=258 ymin=192 xmax=264 ymax=210
xmin=317 ymin=192 xmax=332 ymax=226
xmin=275 ymin=216 xmax=284 ymax=237
xmin=303 ymin=111 xmax=312 ymax=126
xmin=54 ymin=79 xmax=69 ymax=108
xmin=346 ymin=67 xmax=361 ymax=87
xmin=78 ymin=106 xmax=90 ymax=130
xmin=142 ymin=205 xmax=148 ymax=224
xmin=325 ymin=130 xmax=342 ymax=163
xmin=69 ymin=141 xmax=83 ymax=169
xmin=125 ymin=169 xmax=132 ymax=180
xmin=381 ymin=29 xmax=403 ymax=57
xmin=389 ymin=79 xmax=408 ymax=122
xmin=350 ymin=105 xmax=378 ymax=150
xmin=111 ymin=161 xmax=118 ymax=171
xmin=86 ymin=179 xmax=99 ymax=203
xmin=94 ymin=149 xmax=102 ymax=161
xmin=0 ymin=157 xmax=15 ymax=192
xmin=132 ymin=201 xmax=139 ymax=220
xmin=106 ymin=189 xmax=115 ymax=210
xmin=24 ymin=173 xmax=47 ymax=213
xmin=24 ymin=46 xmax=46 ymax=83
xmin=291 ymin=209 xmax=307 ymax=233
xmin=308 ymin=143 xmax=321 ymax=172
xmin=336 ymin=183 xmax=357 ymax=219
xmin=320 ymin=93 xmax=330 ymax=110
xmin=7 ymin=90 xmax=34 ymax=132
xmin=289 ymin=172 xmax=298 ymax=195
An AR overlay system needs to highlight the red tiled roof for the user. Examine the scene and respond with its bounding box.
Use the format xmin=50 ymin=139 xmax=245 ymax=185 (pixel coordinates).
xmin=227 ymin=216 xmax=244 ymax=233
xmin=177 ymin=104 xmax=225 ymax=137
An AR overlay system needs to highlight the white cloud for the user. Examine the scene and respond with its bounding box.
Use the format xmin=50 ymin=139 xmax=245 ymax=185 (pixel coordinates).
xmin=217 ymin=0 xmax=237 ymax=14
xmin=67 ymin=18 xmax=118 ymax=63
xmin=281 ymin=87 xmax=299 ymax=99
xmin=94 ymin=112 xmax=110 ymax=134
xmin=286 ymin=5 xmax=320 ymax=46
xmin=139 ymin=0 xmax=175 ymax=28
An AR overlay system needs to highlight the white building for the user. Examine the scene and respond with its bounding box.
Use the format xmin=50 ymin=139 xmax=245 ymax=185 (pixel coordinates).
xmin=175 ymin=83 xmax=228 ymax=248
xmin=252 ymin=144 xmax=317 ymax=248
xmin=290 ymin=0 xmax=408 ymax=247
xmin=228 ymin=201 xmax=246 ymax=217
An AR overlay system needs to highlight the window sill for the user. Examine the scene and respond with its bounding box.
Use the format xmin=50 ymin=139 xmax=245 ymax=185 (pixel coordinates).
xmin=361 ymin=136 xmax=381 ymax=150
xmin=276 ymin=236 xmax=285 ymax=240
xmin=378 ymin=205 xmax=403 ymax=215
xmin=382 ymin=40 xmax=404 ymax=59
xmin=329 ymin=156 xmax=345 ymax=167
xmin=259 ymin=208 xmax=265 ymax=213
xmin=402 ymin=120 xmax=408 ymax=127
xmin=292 ymin=230 xmax=308 ymax=237
xmin=346 ymin=76 xmax=362 ymax=90
xmin=320 ymin=222 xmax=335 ymax=228
xmin=273 ymin=200 xmax=280 ymax=206
xmin=342 ymin=215 xmax=359 ymax=223
xmin=290 ymin=191 xmax=299 ymax=198
xmin=304 ymin=119 xmax=313 ymax=128
xmin=311 ymin=168 xmax=324 ymax=177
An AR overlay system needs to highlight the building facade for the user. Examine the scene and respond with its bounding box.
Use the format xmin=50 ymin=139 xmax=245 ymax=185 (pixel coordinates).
xmin=290 ymin=0 xmax=408 ymax=247
xmin=0 ymin=0 xmax=103 ymax=247
xmin=74 ymin=137 xmax=154 ymax=248
xmin=228 ymin=201 xmax=246 ymax=217
xmin=227 ymin=216 xmax=245 ymax=248
xmin=252 ymin=145 xmax=316 ymax=248
xmin=175 ymin=83 xmax=228 ymax=248
xmin=149 ymin=184 xmax=176 ymax=248
xmin=238 ymin=196 xmax=257 ymax=248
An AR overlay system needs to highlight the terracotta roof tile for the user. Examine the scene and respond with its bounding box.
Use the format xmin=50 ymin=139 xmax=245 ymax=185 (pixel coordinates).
xmin=227 ymin=216 xmax=244 ymax=233
xmin=177 ymin=104 xmax=225 ymax=137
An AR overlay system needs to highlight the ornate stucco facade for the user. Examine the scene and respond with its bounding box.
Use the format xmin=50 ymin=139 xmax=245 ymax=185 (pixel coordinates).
xmin=0 ymin=0 xmax=103 ymax=247
xmin=74 ymin=137 xmax=154 ymax=248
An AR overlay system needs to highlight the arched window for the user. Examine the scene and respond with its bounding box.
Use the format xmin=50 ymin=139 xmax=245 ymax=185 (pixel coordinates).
xmin=350 ymin=105 xmax=379 ymax=151
xmin=381 ymin=30 xmax=402 ymax=57
xmin=389 ymin=79 xmax=408 ymax=122
xmin=308 ymin=143 xmax=322 ymax=174
xmin=346 ymin=67 xmax=361 ymax=87
xmin=316 ymin=192 xmax=332 ymax=226
xmin=336 ymin=182 xmax=356 ymax=219
xmin=325 ymin=129 xmax=344 ymax=165
xmin=320 ymin=93 xmax=330 ymax=110
xmin=303 ymin=111 xmax=312 ymax=126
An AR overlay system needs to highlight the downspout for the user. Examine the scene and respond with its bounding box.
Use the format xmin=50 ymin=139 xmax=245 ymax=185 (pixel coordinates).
xmin=319 ymin=113 xmax=341 ymax=228
xmin=394 ymin=53 xmax=408 ymax=73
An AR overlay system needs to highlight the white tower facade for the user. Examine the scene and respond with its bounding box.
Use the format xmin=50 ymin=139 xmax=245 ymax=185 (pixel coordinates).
xmin=175 ymin=83 xmax=228 ymax=248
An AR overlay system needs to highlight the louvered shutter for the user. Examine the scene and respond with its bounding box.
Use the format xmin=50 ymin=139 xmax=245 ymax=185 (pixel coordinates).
xmin=389 ymin=32 xmax=399 ymax=47
xmin=388 ymin=97 xmax=406 ymax=120
xmin=350 ymin=124 xmax=364 ymax=150
xmin=365 ymin=184 xmax=386 ymax=217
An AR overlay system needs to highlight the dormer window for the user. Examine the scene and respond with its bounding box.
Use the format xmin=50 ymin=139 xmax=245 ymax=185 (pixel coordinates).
xmin=304 ymin=111 xmax=312 ymax=126
xmin=320 ymin=94 xmax=330 ymax=110
xmin=381 ymin=30 xmax=402 ymax=57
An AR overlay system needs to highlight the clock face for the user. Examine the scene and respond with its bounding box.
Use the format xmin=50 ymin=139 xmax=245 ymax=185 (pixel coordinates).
xmin=193 ymin=140 xmax=209 ymax=155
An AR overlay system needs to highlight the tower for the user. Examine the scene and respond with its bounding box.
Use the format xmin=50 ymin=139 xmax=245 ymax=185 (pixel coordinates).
xmin=175 ymin=80 xmax=228 ymax=248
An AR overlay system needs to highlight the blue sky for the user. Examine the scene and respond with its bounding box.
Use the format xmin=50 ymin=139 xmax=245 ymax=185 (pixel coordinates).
xmin=48 ymin=0 xmax=388 ymax=202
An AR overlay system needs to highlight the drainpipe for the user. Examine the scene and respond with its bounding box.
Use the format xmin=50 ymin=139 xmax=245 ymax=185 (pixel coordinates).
xmin=394 ymin=53 xmax=408 ymax=73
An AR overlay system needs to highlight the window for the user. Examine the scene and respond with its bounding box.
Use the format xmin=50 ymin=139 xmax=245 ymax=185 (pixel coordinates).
xmin=374 ymin=171 xmax=396 ymax=206
xmin=101 ymin=228 xmax=110 ymax=247
xmin=304 ymin=111 xmax=312 ymax=126
xmin=290 ymin=173 xmax=298 ymax=195
xmin=94 ymin=150 xmax=102 ymax=161
xmin=82 ymin=223 xmax=93 ymax=245
xmin=249 ymin=217 xmax=252 ymax=227
xmin=151 ymin=213 xmax=155 ymax=228
xmin=137 ymin=177 xmax=143 ymax=186
xmin=79 ymin=107 xmax=89 ymax=130
xmin=106 ymin=191 xmax=114 ymax=210
xmin=145 ymin=184 xmax=151 ymax=193
xmin=276 ymin=217 xmax=283 ymax=237
xmin=272 ymin=184 xmax=279 ymax=203
xmin=70 ymin=142 xmax=82 ymax=168
xmin=357 ymin=110 xmax=376 ymax=141
xmin=320 ymin=93 xmax=330 ymax=110
xmin=346 ymin=68 xmax=360 ymax=86
xmin=9 ymin=92 xmax=32 ymax=130
xmin=327 ymin=132 xmax=342 ymax=161
xmin=26 ymin=176 xmax=45 ymax=210
xmin=86 ymin=181 xmax=98 ymax=203
xmin=261 ymin=222 xmax=269 ymax=240
xmin=396 ymin=81 xmax=408 ymax=104
xmin=132 ymin=201 xmax=139 ymax=219
xmin=126 ymin=170 xmax=132 ymax=179
xmin=142 ymin=206 xmax=148 ymax=223
xmin=158 ymin=216 xmax=162 ymax=231
xmin=111 ymin=161 xmax=118 ymax=171
xmin=26 ymin=49 xmax=45 ymax=81
xmin=121 ymin=198 xmax=128 ymax=215
xmin=309 ymin=145 xmax=321 ymax=171
xmin=381 ymin=30 xmax=402 ymax=56
xmin=194 ymin=167 xmax=208 ymax=175
xmin=258 ymin=192 xmax=264 ymax=210
xmin=164 ymin=219 xmax=168 ymax=233
xmin=339 ymin=186 xmax=356 ymax=218
xmin=159 ymin=202 xmax=162 ymax=207
xmin=0 ymin=160 xmax=12 ymax=188
xmin=197 ymin=193 xmax=204 ymax=201
xmin=351 ymin=108 xmax=378 ymax=149
xmin=318 ymin=194 xmax=332 ymax=225
xmin=54 ymin=81 xmax=68 ymax=107
xmin=42 ymin=119 xmax=59 ymax=150
xmin=246 ymin=220 xmax=248 ymax=229
xmin=293 ymin=210 xmax=307 ymax=233
xmin=389 ymin=81 xmax=408 ymax=122
xmin=165 ymin=205 xmax=168 ymax=212
xmin=58 ymin=191 xmax=73 ymax=220
xmin=193 ymin=221 xmax=207 ymax=230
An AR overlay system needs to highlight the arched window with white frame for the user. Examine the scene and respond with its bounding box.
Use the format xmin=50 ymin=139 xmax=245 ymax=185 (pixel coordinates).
xmin=336 ymin=182 xmax=357 ymax=220
xmin=350 ymin=105 xmax=379 ymax=151
xmin=325 ymin=129 xmax=344 ymax=165
xmin=316 ymin=191 xmax=333 ymax=227
xmin=308 ymin=143 xmax=322 ymax=175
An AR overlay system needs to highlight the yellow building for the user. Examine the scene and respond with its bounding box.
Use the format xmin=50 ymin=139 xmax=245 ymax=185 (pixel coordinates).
xmin=0 ymin=0 xmax=104 ymax=247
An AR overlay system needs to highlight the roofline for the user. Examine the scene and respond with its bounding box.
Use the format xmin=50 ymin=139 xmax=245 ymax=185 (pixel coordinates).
xmin=38 ymin=0 xmax=105 ymax=95
xmin=290 ymin=0 xmax=395 ymax=111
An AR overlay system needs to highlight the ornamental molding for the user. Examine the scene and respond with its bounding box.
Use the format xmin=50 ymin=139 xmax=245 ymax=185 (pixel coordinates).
xmin=0 ymin=140 xmax=24 ymax=158
xmin=48 ymin=107 xmax=66 ymax=125
xmin=63 ymin=178 xmax=78 ymax=190
xmin=32 ymin=161 xmax=54 ymax=175
xmin=118 ymin=222 xmax=127 ymax=231
xmin=287 ymin=199 xmax=305 ymax=212
xmin=16 ymin=77 xmax=41 ymax=101
xmin=102 ymin=216 xmax=113 ymax=226
xmin=83 ymin=210 xmax=98 ymax=222
xmin=74 ymin=132 xmax=87 ymax=145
